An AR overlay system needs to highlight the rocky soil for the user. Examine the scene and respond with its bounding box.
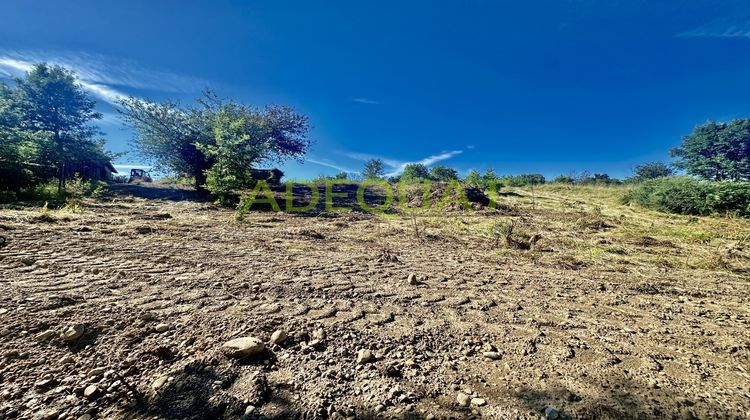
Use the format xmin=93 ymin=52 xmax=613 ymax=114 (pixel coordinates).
xmin=0 ymin=184 xmax=748 ymax=419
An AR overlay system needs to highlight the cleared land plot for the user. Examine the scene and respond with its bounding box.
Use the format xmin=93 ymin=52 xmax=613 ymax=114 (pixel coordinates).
xmin=0 ymin=183 xmax=748 ymax=419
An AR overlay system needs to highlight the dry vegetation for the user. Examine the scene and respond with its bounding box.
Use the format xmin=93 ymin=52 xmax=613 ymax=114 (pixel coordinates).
xmin=0 ymin=182 xmax=748 ymax=419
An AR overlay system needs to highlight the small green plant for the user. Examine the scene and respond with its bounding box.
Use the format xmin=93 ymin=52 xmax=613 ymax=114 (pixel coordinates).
xmin=62 ymin=174 xmax=105 ymax=212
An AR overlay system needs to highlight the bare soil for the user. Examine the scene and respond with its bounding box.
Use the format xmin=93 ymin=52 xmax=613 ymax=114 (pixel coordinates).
xmin=0 ymin=183 xmax=748 ymax=419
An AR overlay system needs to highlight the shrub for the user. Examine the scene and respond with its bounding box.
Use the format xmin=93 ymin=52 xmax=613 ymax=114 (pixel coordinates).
xmin=706 ymin=182 xmax=750 ymax=216
xmin=631 ymin=161 xmax=674 ymax=181
xmin=0 ymin=190 xmax=17 ymax=203
xmin=503 ymin=173 xmax=546 ymax=187
xmin=552 ymin=175 xmax=574 ymax=184
xmin=623 ymin=176 xmax=750 ymax=217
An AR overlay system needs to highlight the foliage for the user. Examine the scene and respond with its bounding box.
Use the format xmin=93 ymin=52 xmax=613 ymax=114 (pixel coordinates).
xmin=464 ymin=170 xmax=482 ymax=186
xmin=10 ymin=64 xmax=106 ymax=191
xmin=119 ymin=91 xmax=311 ymax=197
xmin=401 ymin=163 xmax=430 ymax=182
xmin=577 ymin=172 xmax=621 ymax=185
xmin=671 ymin=119 xmax=750 ymax=181
xmin=631 ymin=161 xmax=674 ymax=181
xmin=552 ymin=175 xmax=575 ymax=183
xmin=63 ymin=174 xmax=105 ymax=212
xmin=362 ymin=158 xmax=385 ymax=180
xmin=312 ymin=172 xmax=349 ymax=184
xmin=623 ymin=176 xmax=750 ymax=217
xmin=502 ymin=173 xmax=546 ymax=187
xmin=482 ymin=168 xmax=498 ymax=183
xmin=429 ymin=165 xmax=459 ymax=182
xmin=0 ymin=64 xmax=112 ymax=195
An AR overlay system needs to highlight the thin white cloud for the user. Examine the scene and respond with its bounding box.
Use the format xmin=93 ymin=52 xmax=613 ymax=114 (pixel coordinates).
xmin=0 ymin=50 xmax=208 ymax=105
xmin=341 ymin=149 xmax=463 ymax=177
xmin=417 ymin=150 xmax=463 ymax=166
xmin=306 ymin=158 xmax=360 ymax=174
xmin=341 ymin=151 xmax=402 ymax=169
xmin=352 ymin=97 xmax=381 ymax=105
xmin=678 ymin=16 xmax=750 ymax=38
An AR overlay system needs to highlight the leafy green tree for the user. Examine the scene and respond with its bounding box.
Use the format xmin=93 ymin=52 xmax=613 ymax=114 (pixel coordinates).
xmin=331 ymin=172 xmax=349 ymax=180
xmin=401 ymin=163 xmax=430 ymax=181
xmin=119 ymin=92 xmax=311 ymax=195
xmin=0 ymin=83 xmax=26 ymax=191
xmin=504 ymin=173 xmax=546 ymax=186
xmin=362 ymin=158 xmax=385 ymax=180
xmin=118 ymin=94 xmax=216 ymax=190
xmin=631 ymin=161 xmax=674 ymax=181
xmin=482 ymin=168 xmax=498 ymax=183
xmin=552 ymin=175 xmax=574 ymax=183
xmin=429 ymin=165 xmax=459 ymax=181
xmin=671 ymin=120 xmax=750 ymax=181
xmin=10 ymin=64 xmax=103 ymax=192
xmin=464 ymin=170 xmax=482 ymax=186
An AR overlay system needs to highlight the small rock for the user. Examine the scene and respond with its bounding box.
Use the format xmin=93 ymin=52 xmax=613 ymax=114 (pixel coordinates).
xmin=83 ymin=384 xmax=99 ymax=399
xmin=35 ymin=409 xmax=59 ymax=420
xmin=312 ymin=328 xmax=326 ymax=341
xmin=471 ymin=397 xmax=487 ymax=407
xmin=88 ymin=367 xmax=106 ymax=377
xmin=60 ymin=324 xmax=85 ymax=342
xmin=408 ymin=274 xmax=418 ymax=285
xmin=270 ymin=330 xmax=287 ymax=345
xmin=456 ymin=392 xmax=470 ymax=407
xmin=244 ymin=405 xmax=256 ymax=415
xmin=483 ymin=351 xmax=501 ymax=360
xmin=77 ymin=415 xmax=92 ymax=420
xmin=35 ymin=378 xmax=57 ymax=389
xmin=357 ymin=349 xmax=374 ymax=364
xmin=152 ymin=375 xmax=169 ymax=391
xmin=35 ymin=330 xmax=55 ymax=343
xmin=222 ymin=337 xmax=265 ymax=358
xmin=544 ymin=407 xmax=560 ymax=419
xmin=154 ymin=323 xmax=170 ymax=333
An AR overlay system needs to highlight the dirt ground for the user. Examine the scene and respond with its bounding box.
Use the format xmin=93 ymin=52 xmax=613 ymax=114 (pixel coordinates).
xmin=0 ymin=183 xmax=748 ymax=419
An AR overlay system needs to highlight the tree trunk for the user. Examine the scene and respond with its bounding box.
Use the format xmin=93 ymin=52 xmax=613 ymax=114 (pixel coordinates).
xmin=58 ymin=161 xmax=66 ymax=194
xmin=194 ymin=170 xmax=208 ymax=193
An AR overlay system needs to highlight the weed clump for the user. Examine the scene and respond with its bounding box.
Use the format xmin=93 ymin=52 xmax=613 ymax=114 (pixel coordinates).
xmin=491 ymin=219 xmax=541 ymax=250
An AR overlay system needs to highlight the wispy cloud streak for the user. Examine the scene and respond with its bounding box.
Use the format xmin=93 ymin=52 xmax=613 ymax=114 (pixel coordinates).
xmin=0 ymin=50 xmax=208 ymax=105
xmin=352 ymin=97 xmax=381 ymax=105
xmin=306 ymin=158 xmax=360 ymax=174
xmin=678 ymin=15 xmax=750 ymax=38
xmin=342 ymin=149 xmax=463 ymax=177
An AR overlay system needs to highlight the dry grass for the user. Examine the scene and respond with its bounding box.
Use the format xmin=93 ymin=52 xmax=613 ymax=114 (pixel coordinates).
xmin=391 ymin=183 xmax=750 ymax=278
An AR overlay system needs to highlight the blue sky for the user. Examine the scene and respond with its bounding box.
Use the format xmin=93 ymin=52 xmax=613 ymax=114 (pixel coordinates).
xmin=2 ymin=0 xmax=750 ymax=179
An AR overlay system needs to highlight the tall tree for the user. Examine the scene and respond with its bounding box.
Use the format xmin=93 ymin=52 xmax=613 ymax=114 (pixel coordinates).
xmin=429 ymin=165 xmax=459 ymax=181
xmin=12 ymin=64 xmax=102 ymax=192
xmin=401 ymin=163 xmax=430 ymax=181
xmin=631 ymin=161 xmax=674 ymax=180
xmin=119 ymin=92 xmax=311 ymax=195
xmin=671 ymin=120 xmax=750 ymax=181
xmin=362 ymin=158 xmax=385 ymax=179
xmin=199 ymin=101 xmax=310 ymax=198
xmin=464 ymin=170 xmax=482 ymax=186
xmin=118 ymin=95 xmax=214 ymax=190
